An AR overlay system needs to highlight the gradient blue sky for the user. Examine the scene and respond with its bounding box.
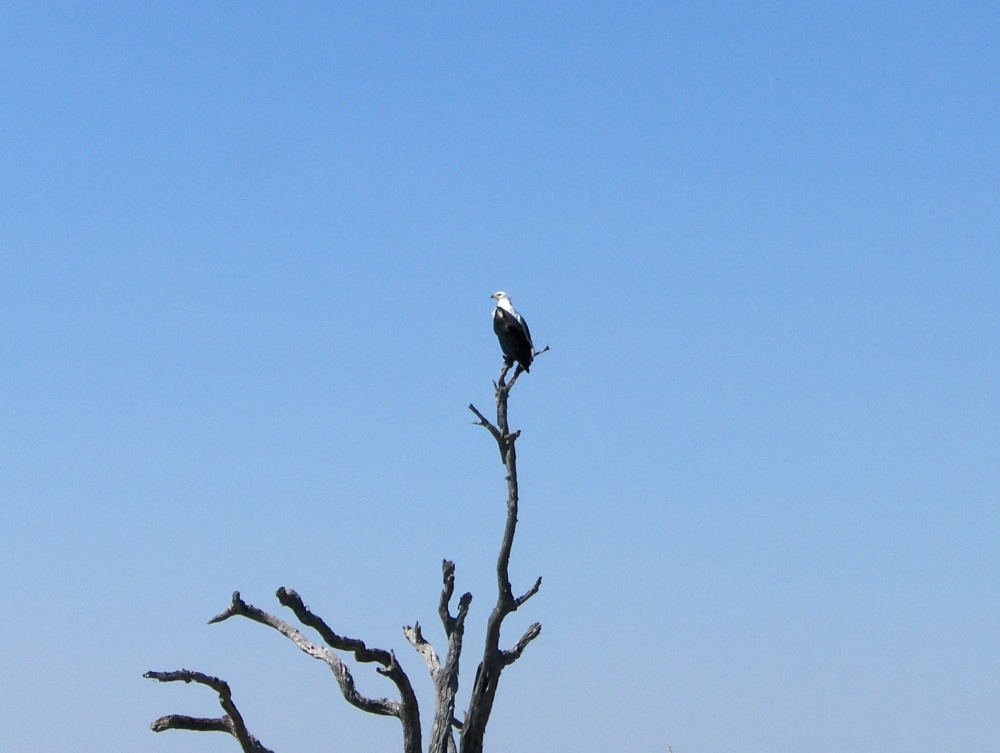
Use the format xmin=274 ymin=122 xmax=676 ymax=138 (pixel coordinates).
xmin=2 ymin=3 xmax=998 ymax=752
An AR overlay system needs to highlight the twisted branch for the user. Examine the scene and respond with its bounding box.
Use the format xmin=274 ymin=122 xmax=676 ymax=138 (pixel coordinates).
xmin=223 ymin=590 xmax=425 ymax=753
xmin=210 ymin=591 xmax=403 ymax=718
xmin=276 ymin=587 xmax=395 ymax=667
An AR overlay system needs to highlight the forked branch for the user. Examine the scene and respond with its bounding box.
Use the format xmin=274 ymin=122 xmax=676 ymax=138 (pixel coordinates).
xmin=405 ymin=559 xmax=473 ymax=753
xmin=209 ymin=591 xmax=403 ymax=718
xmin=144 ymin=669 xmax=273 ymax=753
xmin=217 ymin=590 xmax=421 ymax=753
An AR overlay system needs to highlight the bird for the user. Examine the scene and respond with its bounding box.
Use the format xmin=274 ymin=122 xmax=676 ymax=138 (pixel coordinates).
xmin=491 ymin=291 xmax=534 ymax=373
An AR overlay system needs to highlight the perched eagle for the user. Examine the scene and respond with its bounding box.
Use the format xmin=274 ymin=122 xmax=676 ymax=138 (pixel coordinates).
xmin=491 ymin=291 xmax=534 ymax=372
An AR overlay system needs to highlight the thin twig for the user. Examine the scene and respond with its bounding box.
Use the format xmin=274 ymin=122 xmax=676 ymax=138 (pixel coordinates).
xmin=514 ymin=576 xmax=543 ymax=608
xmin=469 ymin=403 xmax=507 ymax=461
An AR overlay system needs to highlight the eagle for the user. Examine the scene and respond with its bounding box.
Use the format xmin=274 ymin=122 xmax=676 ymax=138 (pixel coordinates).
xmin=491 ymin=291 xmax=534 ymax=372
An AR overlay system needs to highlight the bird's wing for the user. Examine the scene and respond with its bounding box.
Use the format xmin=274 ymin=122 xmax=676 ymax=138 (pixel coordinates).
xmin=514 ymin=312 xmax=533 ymax=349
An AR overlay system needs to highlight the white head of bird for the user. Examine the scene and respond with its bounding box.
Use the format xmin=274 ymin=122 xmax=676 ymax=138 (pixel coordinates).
xmin=491 ymin=290 xmax=514 ymax=313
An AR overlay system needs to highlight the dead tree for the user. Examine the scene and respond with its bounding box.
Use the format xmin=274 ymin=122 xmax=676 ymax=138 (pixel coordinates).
xmin=146 ymin=359 xmax=545 ymax=753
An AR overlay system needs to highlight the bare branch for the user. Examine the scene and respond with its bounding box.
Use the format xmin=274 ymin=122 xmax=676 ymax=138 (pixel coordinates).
xmin=513 ymin=576 xmax=542 ymax=609
xmin=150 ymin=714 xmax=231 ymax=734
xmin=408 ymin=557 xmax=474 ymax=682
xmin=468 ymin=403 xmax=503 ymax=439
xmin=208 ymin=592 xmax=244 ymax=624
xmin=213 ymin=592 xmax=402 ymax=718
xmin=276 ymin=588 xmax=394 ymax=667
xmin=502 ymin=623 xmax=541 ymax=666
xmin=144 ymin=670 xmax=273 ymax=753
xmin=467 ymin=403 xmax=495 ymax=430
xmin=469 ymin=403 xmax=510 ymax=462
xmin=455 ymin=592 xmax=472 ymax=627
xmin=404 ymin=622 xmax=441 ymax=674
xmin=438 ymin=560 xmax=473 ymax=635
xmin=274 ymin=588 xmax=423 ymax=753
xmin=438 ymin=559 xmax=457 ymax=629
xmin=412 ymin=560 xmax=476 ymax=753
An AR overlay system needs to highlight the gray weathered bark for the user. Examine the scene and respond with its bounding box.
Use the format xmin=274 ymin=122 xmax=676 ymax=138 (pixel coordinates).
xmin=147 ymin=358 xmax=545 ymax=753
xmin=144 ymin=669 xmax=275 ymax=753
xmin=462 ymin=363 xmax=542 ymax=753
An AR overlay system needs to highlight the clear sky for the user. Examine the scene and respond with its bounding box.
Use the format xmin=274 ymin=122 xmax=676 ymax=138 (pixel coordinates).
xmin=2 ymin=3 xmax=998 ymax=752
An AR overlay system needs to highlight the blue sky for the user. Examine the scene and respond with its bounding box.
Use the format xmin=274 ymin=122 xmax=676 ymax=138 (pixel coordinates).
xmin=2 ymin=3 xmax=998 ymax=752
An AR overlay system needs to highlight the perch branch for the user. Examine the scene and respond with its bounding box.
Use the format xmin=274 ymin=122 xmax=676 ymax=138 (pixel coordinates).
xmin=499 ymin=346 xmax=551 ymax=391
xmin=461 ymin=360 xmax=544 ymax=753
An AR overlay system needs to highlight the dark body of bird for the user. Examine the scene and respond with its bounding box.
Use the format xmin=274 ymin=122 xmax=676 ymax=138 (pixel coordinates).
xmin=492 ymin=292 xmax=534 ymax=372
